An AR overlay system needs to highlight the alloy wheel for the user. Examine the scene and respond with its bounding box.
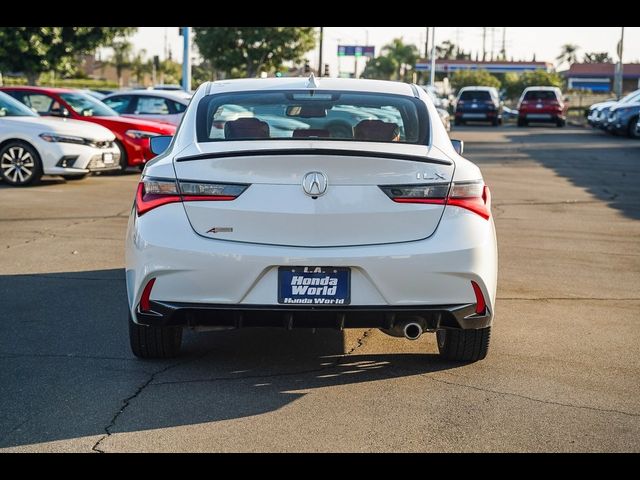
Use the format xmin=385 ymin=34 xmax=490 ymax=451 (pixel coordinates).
xmin=1 ymin=146 xmax=36 ymax=184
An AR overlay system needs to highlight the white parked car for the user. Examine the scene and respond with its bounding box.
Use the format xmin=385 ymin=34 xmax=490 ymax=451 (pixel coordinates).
xmin=126 ymin=77 xmax=498 ymax=362
xmin=0 ymin=92 xmax=120 ymax=186
xmin=102 ymin=90 xmax=191 ymax=126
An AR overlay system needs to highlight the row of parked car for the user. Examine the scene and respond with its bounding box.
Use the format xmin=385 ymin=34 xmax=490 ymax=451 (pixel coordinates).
xmin=452 ymin=85 xmax=569 ymax=128
xmin=0 ymin=86 xmax=191 ymax=186
xmin=1 ymin=82 xmax=460 ymax=187
xmin=586 ymin=89 xmax=640 ymax=139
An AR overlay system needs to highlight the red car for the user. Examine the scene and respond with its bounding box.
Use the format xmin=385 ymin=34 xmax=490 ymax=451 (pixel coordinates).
xmin=0 ymin=86 xmax=176 ymax=170
xmin=517 ymin=86 xmax=568 ymax=128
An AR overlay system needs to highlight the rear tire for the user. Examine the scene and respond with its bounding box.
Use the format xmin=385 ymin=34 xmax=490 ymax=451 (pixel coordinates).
xmin=129 ymin=313 xmax=183 ymax=359
xmin=437 ymin=327 xmax=491 ymax=362
xmin=517 ymin=118 xmax=527 ymax=127
xmin=115 ymin=140 xmax=130 ymax=175
xmin=491 ymin=118 xmax=499 ymax=127
xmin=556 ymin=118 xmax=566 ymax=128
xmin=628 ymin=117 xmax=639 ymax=138
xmin=454 ymin=118 xmax=463 ymax=126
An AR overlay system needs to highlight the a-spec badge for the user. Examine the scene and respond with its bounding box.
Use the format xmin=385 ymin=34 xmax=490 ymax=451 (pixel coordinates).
xmin=207 ymin=227 xmax=233 ymax=234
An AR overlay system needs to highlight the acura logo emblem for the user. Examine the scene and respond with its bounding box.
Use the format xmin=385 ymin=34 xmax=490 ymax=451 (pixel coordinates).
xmin=302 ymin=171 xmax=328 ymax=197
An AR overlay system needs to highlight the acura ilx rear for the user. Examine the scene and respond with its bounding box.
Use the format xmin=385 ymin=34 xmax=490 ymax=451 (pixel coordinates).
xmin=125 ymin=77 xmax=498 ymax=362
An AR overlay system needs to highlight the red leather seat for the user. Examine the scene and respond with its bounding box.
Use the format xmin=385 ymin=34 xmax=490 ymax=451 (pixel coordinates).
xmin=224 ymin=117 xmax=270 ymax=139
xmin=353 ymin=120 xmax=399 ymax=142
xmin=292 ymin=129 xmax=331 ymax=138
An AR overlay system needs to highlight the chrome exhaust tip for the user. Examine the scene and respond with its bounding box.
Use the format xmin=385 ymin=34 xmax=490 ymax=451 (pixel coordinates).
xmin=403 ymin=322 xmax=423 ymax=340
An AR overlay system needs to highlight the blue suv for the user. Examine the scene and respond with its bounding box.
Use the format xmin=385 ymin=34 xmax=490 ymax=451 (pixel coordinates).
xmin=454 ymin=86 xmax=503 ymax=126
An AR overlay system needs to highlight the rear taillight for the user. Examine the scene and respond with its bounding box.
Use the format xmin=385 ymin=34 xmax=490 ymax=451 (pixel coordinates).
xmin=447 ymin=181 xmax=491 ymax=220
xmin=135 ymin=177 xmax=249 ymax=216
xmin=380 ymin=180 xmax=491 ymax=220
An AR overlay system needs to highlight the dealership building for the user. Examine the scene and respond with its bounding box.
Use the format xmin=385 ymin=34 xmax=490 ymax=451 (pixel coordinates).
xmin=414 ymin=59 xmax=554 ymax=74
xmin=563 ymin=63 xmax=640 ymax=93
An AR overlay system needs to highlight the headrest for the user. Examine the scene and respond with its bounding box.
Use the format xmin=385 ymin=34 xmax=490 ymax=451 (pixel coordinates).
xmin=224 ymin=117 xmax=270 ymax=139
xmin=292 ymin=129 xmax=331 ymax=138
xmin=353 ymin=119 xmax=400 ymax=142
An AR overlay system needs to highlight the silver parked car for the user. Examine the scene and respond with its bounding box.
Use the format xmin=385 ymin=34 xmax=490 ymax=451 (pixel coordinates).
xmin=102 ymin=89 xmax=191 ymax=126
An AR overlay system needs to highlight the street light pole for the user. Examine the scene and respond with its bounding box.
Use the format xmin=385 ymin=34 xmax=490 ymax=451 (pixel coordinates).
xmin=614 ymin=26 xmax=625 ymax=99
xmin=425 ymin=27 xmax=430 ymax=59
xmin=429 ymin=27 xmax=436 ymax=86
xmin=318 ymin=27 xmax=324 ymax=76
xmin=181 ymin=27 xmax=191 ymax=91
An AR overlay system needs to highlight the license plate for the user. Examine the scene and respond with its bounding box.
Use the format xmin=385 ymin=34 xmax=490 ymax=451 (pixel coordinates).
xmin=278 ymin=267 xmax=350 ymax=305
xmin=103 ymin=153 xmax=114 ymax=164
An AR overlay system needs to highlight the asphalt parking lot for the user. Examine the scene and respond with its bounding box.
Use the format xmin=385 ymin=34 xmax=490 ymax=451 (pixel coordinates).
xmin=1 ymin=124 xmax=639 ymax=452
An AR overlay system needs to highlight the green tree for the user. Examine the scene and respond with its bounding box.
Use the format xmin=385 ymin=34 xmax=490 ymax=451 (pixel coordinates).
xmin=0 ymin=27 xmax=135 ymax=85
xmin=361 ymin=55 xmax=398 ymax=80
xmin=450 ymin=69 xmax=501 ymax=92
xmin=381 ymin=38 xmax=418 ymax=81
xmin=582 ymin=52 xmax=612 ymax=63
xmin=110 ymin=39 xmax=133 ymax=87
xmin=502 ymin=70 xmax=564 ymax=100
xmin=158 ymin=59 xmax=181 ymax=85
xmin=131 ymin=50 xmax=151 ymax=86
xmin=556 ymin=44 xmax=579 ymax=69
xmin=193 ymin=27 xmax=316 ymax=78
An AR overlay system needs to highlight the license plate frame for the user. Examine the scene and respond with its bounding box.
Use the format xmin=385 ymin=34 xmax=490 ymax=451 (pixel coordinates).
xmin=278 ymin=266 xmax=351 ymax=305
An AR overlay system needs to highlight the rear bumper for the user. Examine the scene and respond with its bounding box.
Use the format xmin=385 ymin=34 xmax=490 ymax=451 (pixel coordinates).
xmin=126 ymin=203 xmax=498 ymax=327
xmin=136 ymin=301 xmax=492 ymax=330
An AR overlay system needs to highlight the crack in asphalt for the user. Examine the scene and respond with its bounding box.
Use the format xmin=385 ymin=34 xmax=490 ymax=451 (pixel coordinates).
xmin=90 ymin=351 xmax=209 ymax=454
xmin=421 ymin=374 xmax=640 ymax=419
xmin=88 ymin=329 xmax=372 ymax=453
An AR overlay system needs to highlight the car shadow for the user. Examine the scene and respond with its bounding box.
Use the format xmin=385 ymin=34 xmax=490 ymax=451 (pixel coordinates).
xmin=0 ymin=268 xmax=460 ymax=448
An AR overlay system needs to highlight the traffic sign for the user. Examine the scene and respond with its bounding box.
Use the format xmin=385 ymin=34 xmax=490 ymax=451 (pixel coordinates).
xmin=338 ymin=45 xmax=375 ymax=58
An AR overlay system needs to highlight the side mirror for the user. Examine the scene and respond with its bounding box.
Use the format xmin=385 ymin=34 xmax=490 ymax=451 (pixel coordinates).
xmin=450 ymin=139 xmax=464 ymax=155
xmin=150 ymin=135 xmax=173 ymax=156
xmin=50 ymin=107 xmax=70 ymax=118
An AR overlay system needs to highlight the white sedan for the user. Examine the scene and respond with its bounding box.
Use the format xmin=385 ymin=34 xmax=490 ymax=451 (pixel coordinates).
xmin=0 ymin=92 xmax=120 ymax=186
xmin=102 ymin=89 xmax=191 ymax=126
xmin=126 ymin=77 xmax=498 ymax=362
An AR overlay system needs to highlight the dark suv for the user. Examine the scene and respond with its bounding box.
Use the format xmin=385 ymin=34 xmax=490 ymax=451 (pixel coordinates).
xmin=517 ymin=87 xmax=567 ymax=127
xmin=454 ymin=86 xmax=503 ymax=126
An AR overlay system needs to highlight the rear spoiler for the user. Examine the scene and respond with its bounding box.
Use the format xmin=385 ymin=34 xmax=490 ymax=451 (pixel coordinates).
xmin=175 ymin=148 xmax=452 ymax=166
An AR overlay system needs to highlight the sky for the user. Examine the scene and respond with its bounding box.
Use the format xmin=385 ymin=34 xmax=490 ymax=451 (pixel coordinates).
xmin=127 ymin=27 xmax=639 ymax=76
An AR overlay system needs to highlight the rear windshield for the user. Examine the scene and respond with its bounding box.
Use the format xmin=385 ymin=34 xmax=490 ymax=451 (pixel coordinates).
xmin=523 ymin=90 xmax=558 ymax=101
xmin=459 ymin=90 xmax=492 ymax=101
xmin=196 ymin=90 xmax=429 ymax=145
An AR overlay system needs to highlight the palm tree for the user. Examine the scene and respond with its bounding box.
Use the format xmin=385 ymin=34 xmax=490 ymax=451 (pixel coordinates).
xmin=556 ymin=44 xmax=579 ymax=69
xmin=110 ymin=39 xmax=133 ymax=87
xmin=382 ymin=38 xmax=418 ymax=82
